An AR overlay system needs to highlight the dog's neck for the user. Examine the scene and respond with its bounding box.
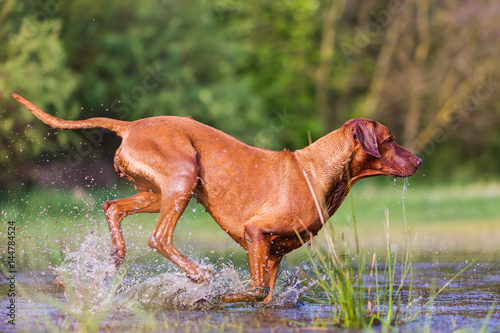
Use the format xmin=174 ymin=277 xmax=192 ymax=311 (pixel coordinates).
xmin=294 ymin=127 xmax=355 ymax=217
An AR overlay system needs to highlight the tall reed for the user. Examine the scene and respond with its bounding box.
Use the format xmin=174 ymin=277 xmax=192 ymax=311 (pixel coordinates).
xmin=300 ymin=178 xmax=478 ymax=329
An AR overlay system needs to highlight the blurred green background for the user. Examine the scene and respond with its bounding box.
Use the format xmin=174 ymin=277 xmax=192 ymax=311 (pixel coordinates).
xmin=2 ymin=0 xmax=500 ymax=190
xmin=1 ymin=0 xmax=500 ymax=260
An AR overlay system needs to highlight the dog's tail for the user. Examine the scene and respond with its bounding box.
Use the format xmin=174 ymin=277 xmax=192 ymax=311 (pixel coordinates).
xmin=11 ymin=93 xmax=129 ymax=137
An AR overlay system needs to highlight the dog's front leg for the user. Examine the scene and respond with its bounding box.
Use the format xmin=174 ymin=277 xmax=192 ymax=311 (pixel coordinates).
xmin=243 ymin=224 xmax=271 ymax=300
xmin=263 ymin=255 xmax=283 ymax=303
xmin=218 ymin=224 xmax=271 ymax=303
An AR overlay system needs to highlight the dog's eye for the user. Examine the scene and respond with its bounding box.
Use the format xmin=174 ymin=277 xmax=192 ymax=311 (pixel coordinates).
xmin=353 ymin=134 xmax=358 ymax=140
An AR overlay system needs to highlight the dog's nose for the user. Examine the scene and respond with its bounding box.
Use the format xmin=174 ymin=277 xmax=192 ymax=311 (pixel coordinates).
xmin=415 ymin=156 xmax=422 ymax=167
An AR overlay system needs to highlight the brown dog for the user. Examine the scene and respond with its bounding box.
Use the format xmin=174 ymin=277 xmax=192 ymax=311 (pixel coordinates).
xmin=12 ymin=93 xmax=421 ymax=302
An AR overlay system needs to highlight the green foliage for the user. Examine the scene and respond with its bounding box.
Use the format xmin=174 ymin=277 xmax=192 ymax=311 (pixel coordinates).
xmin=58 ymin=0 xmax=268 ymax=144
xmin=226 ymin=0 xmax=325 ymax=147
xmin=0 ymin=2 xmax=79 ymax=187
xmin=1 ymin=0 xmax=500 ymax=190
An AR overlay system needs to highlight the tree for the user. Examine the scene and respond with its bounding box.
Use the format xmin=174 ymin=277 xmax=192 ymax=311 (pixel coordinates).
xmin=58 ymin=0 xmax=268 ymax=146
xmin=357 ymin=0 xmax=500 ymax=156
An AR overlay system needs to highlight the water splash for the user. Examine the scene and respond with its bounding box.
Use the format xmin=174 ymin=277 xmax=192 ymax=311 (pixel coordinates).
xmin=52 ymin=233 xmax=305 ymax=312
xmin=123 ymin=269 xmax=307 ymax=310
xmin=123 ymin=267 xmax=245 ymax=310
xmin=52 ymin=233 xmax=121 ymax=313
xmin=263 ymin=271 xmax=307 ymax=308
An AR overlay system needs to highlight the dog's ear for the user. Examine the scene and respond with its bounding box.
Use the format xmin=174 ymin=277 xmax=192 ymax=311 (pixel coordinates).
xmin=351 ymin=121 xmax=382 ymax=158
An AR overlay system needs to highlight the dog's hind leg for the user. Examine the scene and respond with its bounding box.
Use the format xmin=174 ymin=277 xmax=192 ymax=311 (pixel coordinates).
xmin=103 ymin=191 xmax=161 ymax=268
xmin=147 ymin=159 xmax=212 ymax=283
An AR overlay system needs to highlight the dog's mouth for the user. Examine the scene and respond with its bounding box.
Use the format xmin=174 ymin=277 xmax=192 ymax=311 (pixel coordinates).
xmin=382 ymin=154 xmax=422 ymax=178
xmin=388 ymin=160 xmax=422 ymax=178
xmin=387 ymin=168 xmax=418 ymax=178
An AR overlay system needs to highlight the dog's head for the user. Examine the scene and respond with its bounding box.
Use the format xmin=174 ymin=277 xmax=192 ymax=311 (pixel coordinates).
xmin=344 ymin=118 xmax=421 ymax=181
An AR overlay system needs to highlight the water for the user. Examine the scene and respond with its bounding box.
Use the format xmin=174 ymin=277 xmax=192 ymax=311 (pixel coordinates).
xmin=50 ymin=234 xmax=303 ymax=312
xmin=1 ymin=265 xmax=498 ymax=331
xmin=1 ymin=233 xmax=498 ymax=332
xmin=50 ymin=234 xmax=119 ymax=313
xmin=404 ymin=261 xmax=499 ymax=331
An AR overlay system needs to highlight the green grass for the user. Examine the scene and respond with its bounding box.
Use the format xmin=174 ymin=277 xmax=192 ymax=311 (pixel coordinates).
xmin=301 ymin=210 xmax=414 ymax=329
xmin=330 ymin=179 xmax=500 ymax=254
xmin=2 ymin=179 xmax=499 ymax=270
xmin=297 ymin=179 xmax=482 ymax=330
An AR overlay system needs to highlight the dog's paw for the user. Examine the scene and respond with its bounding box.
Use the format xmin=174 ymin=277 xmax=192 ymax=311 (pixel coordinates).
xmin=186 ymin=268 xmax=214 ymax=284
xmin=109 ymin=244 xmax=127 ymax=269
xmin=218 ymin=288 xmax=268 ymax=303
xmin=246 ymin=287 xmax=268 ymax=301
xmin=109 ymin=246 xmax=126 ymax=269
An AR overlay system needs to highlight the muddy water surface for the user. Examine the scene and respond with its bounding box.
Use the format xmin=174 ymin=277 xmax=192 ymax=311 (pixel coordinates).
xmin=1 ymin=253 xmax=498 ymax=332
